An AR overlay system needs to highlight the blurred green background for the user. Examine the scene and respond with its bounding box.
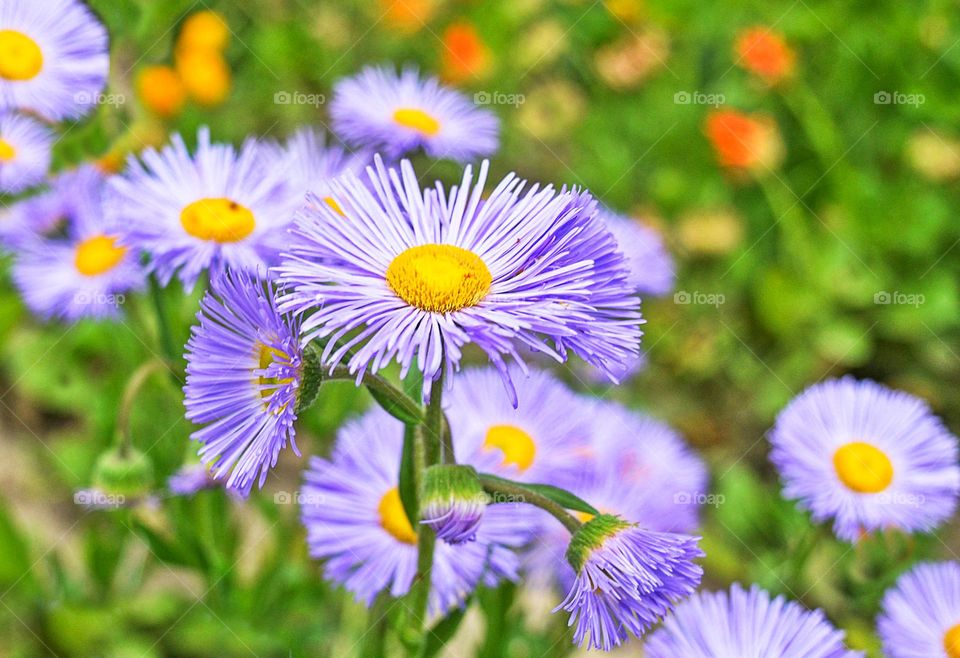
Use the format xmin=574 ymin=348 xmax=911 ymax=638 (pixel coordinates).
xmin=1 ymin=0 xmax=959 ymax=655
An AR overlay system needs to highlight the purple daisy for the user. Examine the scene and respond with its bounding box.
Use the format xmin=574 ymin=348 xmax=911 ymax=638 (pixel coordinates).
xmin=277 ymin=156 xmax=642 ymax=403
xmin=600 ymin=208 xmax=675 ymax=297
xmin=554 ymin=514 xmax=703 ymax=651
xmin=0 ymin=0 xmax=109 ymax=120
xmin=444 ymin=366 xmax=594 ymax=487
xmin=108 ymin=127 xmax=302 ymax=288
xmin=644 ymin=584 xmax=863 ymax=658
xmin=12 ymin=167 xmax=144 ymax=321
xmin=770 ymin=377 xmax=960 ymax=542
xmin=300 ymin=406 xmax=530 ymax=616
xmin=330 ymin=65 xmax=498 ymax=161
xmin=878 ymin=561 xmax=960 ymax=658
xmin=0 ymin=112 xmax=52 ymax=193
xmin=184 ymin=269 xmax=308 ymax=497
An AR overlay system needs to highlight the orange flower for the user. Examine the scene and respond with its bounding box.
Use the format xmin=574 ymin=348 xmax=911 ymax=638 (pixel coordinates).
xmin=441 ymin=22 xmax=491 ymax=83
xmin=705 ymin=110 xmax=783 ymax=173
xmin=380 ymin=0 xmax=437 ymax=34
xmin=137 ymin=65 xmax=186 ymax=118
xmin=176 ymin=49 xmax=231 ymax=107
xmin=734 ymin=27 xmax=794 ymax=84
xmin=178 ymin=10 xmax=230 ymax=53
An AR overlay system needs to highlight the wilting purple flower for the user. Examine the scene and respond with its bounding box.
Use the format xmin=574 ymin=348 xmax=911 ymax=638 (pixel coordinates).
xmin=770 ymin=377 xmax=960 ymax=542
xmin=525 ymin=402 xmax=707 ymax=592
xmin=300 ymin=407 xmax=530 ymax=616
xmin=644 ymin=584 xmax=863 ymax=658
xmin=330 ymin=65 xmax=498 ymax=161
xmin=277 ymin=156 xmax=642 ymax=403
xmin=0 ymin=112 xmax=52 ymax=193
xmin=184 ymin=269 xmax=306 ymax=497
xmin=554 ymin=514 xmax=702 ymax=651
xmin=12 ymin=167 xmax=144 ymax=321
xmin=0 ymin=0 xmax=109 ymax=120
xmin=878 ymin=561 xmax=960 ymax=658
xmin=444 ymin=366 xmax=594 ymax=487
xmin=600 ymin=208 xmax=675 ymax=297
xmin=108 ymin=127 xmax=302 ymax=288
xmin=167 ymin=464 xmax=218 ymax=496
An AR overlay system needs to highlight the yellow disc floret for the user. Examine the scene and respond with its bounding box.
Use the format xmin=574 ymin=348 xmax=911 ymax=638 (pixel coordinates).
xmin=255 ymin=343 xmax=295 ymax=411
xmin=0 ymin=138 xmax=16 ymax=162
xmin=944 ymin=623 xmax=960 ymax=658
xmin=74 ymin=236 xmax=127 ymax=276
xmin=832 ymin=441 xmax=894 ymax=493
xmin=393 ymin=108 xmax=441 ymax=136
xmin=0 ymin=30 xmax=43 ymax=81
xmin=180 ymin=198 xmax=255 ymax=243
xmin=386 ymin=244 xmax=491 ymax=313
xmin=483 ymin=424 xmax=537 ymax=472
xmin=378 ymin=487 xmax=417 ymax=544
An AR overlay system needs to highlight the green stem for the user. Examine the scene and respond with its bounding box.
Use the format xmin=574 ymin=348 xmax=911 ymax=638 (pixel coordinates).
xmin=757 ymin=175 xmax=811 ymax=270
xmin=478 ymin=474 xmax=582 ymax=535
xmin=404 ymin=373 xmax=444 ymax=653
xmin=115 ymin=359 xmax=166 ymax=456
xmin=148 ymin=275 xmax=179 ymax=374
xmin=326 ymin=365 xmax=424 ymax=425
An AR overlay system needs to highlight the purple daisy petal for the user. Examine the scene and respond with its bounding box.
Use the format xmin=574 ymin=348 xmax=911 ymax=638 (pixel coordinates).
xmin=331 ymin=65 xmax=498 ymax=161
xmin=878 ymin=561 xmax=960 ymax=658
xmin=599 ymin=207 xmax=675 ymax=297
xmin=0 ymin=112 xmax=52 ymax=194
xmin=644 ymin=583 xmax=863 ymax=658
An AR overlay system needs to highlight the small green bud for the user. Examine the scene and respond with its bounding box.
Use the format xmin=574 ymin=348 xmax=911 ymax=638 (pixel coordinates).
xmin=420 ymin=465 xmax=486 ymax=544
xmin=295 ymin=343 xmax=324 ymax=413
xmin=92 ymin=447 xmax=153 ymax=497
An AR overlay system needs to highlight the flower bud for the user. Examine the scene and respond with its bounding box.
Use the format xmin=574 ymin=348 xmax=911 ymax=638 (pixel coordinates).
xmin=420 ymin=464 xmax=486 ymax=544
xmin=92 ymin=447 xmax=153 ymax=497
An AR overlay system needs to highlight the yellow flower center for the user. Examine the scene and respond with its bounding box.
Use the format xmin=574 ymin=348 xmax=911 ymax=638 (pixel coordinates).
xmin=393 ymin=108 xmax=441 ymax=136
xmin=180 ymin=197 xmax=255 ymax=243
xmin=483 ymin=424 xmax=536 ymax=472
xmin=378 ymin=487 xmax=417 ymax=544
xmin=324 ymin=196 xmax=345 ymax=216
xmin=0 ymin=30 xmax=43 ymax=81
xmin=0 ymin=138 xmax=15 ymax=162
xmin=575 ymin=510 xmax=595 ymax=523
xmin=74 ymin=235 xmax=127 ymax=276
xmin=386 ymin=244 xmax=491 ymax=313
xmin=255 ymin=343 xmax=295 ymax=411
xmin=945 ymin=623 xmax=960 ymax=658
xmin=832 ymin=441 xmax=894 ymax=493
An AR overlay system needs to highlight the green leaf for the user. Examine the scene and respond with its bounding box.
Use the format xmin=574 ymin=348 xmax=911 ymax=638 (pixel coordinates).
xmin=367 ymin=384 xmax=423 ymax=425
xmin=398 ymin=424 xmax=419 ymax=526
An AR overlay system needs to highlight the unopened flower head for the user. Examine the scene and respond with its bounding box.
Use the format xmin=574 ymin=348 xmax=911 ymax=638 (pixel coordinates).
xmin=420 ymin=464 xmax=486 ymax=544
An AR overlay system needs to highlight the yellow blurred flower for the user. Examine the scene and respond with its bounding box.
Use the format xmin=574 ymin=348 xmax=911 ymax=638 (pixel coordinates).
xmin=906 ymin=130 xmax=960 ymax=182
xmin=677 ymin=208 xmax=745 ymax=256
xmin=176 ymin=49 xmax=231 ymax=107
xmin=136 ymin=65 xmax=186 ymax=118
xmin=178 ymin=10 xmax=230 ymax=53
xmin=516 ymin=20 xmax=567 ymax=70
xmin=595 ymin=30 xmax=669 ymax=90
xmin=604 ymin=0 xmax=644 ymax=24
xmin=380 ymin=0 xmax=438 ymax=34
